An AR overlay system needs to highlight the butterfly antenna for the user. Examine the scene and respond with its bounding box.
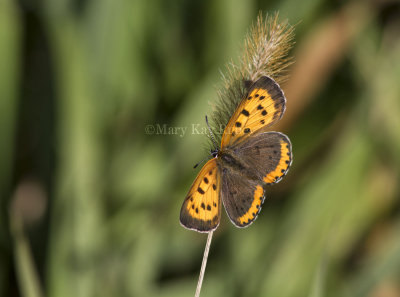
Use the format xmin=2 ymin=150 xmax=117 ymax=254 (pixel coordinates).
xmin=205 ymin=116 xmax=218 ymax=150
xmin=193 ymin=157 xmax=207 ymax=169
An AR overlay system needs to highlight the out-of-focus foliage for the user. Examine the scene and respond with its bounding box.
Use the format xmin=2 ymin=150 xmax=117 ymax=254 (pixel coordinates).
xmin=1 ymin=0 xmax=400 ymax=297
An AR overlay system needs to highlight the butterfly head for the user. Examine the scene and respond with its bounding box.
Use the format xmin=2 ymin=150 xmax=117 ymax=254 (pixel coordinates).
xmin=210 ymin=148 xmax=219 ymax=158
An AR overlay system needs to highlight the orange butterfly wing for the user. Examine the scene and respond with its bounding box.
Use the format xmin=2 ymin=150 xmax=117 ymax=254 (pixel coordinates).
xmin=221 ymin=76 xmax=286 ymax=148
xmin=180 ymin=159 xmax=221 ymax=232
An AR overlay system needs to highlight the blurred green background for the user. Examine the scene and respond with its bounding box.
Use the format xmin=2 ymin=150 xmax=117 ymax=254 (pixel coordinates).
xmin=1 ymin=0 xmax=400 ymax=296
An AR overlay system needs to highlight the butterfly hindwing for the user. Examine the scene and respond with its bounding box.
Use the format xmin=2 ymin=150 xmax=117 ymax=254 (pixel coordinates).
xmin=221 ymin=76 xmax=286 ymax=147
xmin=231 ymin=132 xmax=292 ymax=185
xmin=220 ymin=167 xmax=266 ymax=228
xmin=180 ymin=159 xmax=221 ymax=232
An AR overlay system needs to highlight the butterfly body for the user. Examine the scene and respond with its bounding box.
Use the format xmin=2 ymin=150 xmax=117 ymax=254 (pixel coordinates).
xmin=180 ymin=76 xmax=292 ymax=232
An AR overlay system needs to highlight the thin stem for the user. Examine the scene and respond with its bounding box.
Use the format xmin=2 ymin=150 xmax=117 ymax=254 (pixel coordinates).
xmin=195 ymin=231 xmax=214 ymax=297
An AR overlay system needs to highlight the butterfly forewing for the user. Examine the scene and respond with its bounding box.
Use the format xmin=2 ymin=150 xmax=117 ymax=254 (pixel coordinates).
xmin=180 ymin=159 xmax=221 ymax=232
xmin=221 ymin=76 xmax=286 ymax=148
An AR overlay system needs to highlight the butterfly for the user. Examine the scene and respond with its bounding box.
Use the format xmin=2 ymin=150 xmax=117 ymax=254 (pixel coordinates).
xmin=180 ymin=76 xmax=292 ymax=232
